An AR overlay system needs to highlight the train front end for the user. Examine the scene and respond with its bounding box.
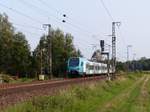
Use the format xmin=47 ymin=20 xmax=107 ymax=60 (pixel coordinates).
xmin=67 ymin=57 xmax=84 ymax=77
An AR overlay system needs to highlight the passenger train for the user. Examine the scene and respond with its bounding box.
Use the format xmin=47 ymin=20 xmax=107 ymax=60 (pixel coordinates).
xmin=67 ymin=57 xmax=112 ymax=77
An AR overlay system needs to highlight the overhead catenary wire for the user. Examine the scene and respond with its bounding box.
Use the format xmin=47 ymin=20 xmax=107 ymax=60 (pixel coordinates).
xmin=35 ymin=0 xmax=104 ymax=41
xmin=13 ymin=20 xmax=91 ymax=48
xmin=37 ymin=0 xmax=98 ymax=35
xmin=0 ymin=1 xmax=71 ymax=35
xmin=5 ymin=1 xmax=93 ymax=47
xmin=13 ymin=23 xmax=44 ymax=31
xmin=14 ymin=22 xmax=89 ymax=47
xmin=37 ymin=0 xmax=63 ymax=15
xmin=98 ymin=0 xmax=129 ymax=61
xmin=118 ymin=26 xmax=127 ymax=46
xmin=99 ymin=0 xmax=114 ymax=21
xmin=27 ymin=1 xmax=106 ymax=48
xmin=0 ymin=0 xmax=96 ymax=41
xmin=98 ymin=0 xmax=126 ymax=46
xmin=0 ymin=1 xmax=101 ymax=59
xmin=16 ymin=0 xmax=96 ymax=39
xmin=62 ymin=24 xmax=94 ymax=46
xmin=15 ymin=28 xmax=44 ymax=36
xmin=98 ymin=0 xmax=128 ymax=63
xmin=37 ymin=0 xmax=114 ymax=55
xmin=0 ymin=2 xmax=44 ymax=24
xmin=16 ymin=0 xmax=62 ymax=22
xmin=0 ymin=1 xmax=102 ymax=54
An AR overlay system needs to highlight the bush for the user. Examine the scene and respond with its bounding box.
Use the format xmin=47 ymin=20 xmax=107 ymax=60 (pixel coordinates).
xmin=21 ymin=78 xmax=30 ymax=82
xmin=1 ymin=74 xmax=13 ymax=83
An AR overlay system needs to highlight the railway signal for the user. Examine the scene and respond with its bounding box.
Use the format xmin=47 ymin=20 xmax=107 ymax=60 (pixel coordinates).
xmin=100 ymin=40 xmax=105 ymax=52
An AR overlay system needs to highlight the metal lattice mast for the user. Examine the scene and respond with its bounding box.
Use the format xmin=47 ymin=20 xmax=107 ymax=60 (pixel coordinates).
xmin=112 ymin=22 xmax=121 ymax=76
xmin=112 ymin=22 xmax=116 ymax=74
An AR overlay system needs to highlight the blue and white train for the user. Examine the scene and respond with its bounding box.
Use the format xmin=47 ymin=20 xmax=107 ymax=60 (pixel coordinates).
xmin=67 ymin=57 xmax=112 ymax=77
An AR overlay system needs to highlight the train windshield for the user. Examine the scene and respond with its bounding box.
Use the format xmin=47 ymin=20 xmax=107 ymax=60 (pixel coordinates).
xmin=69 ymin=58 xmax=79 ymax=67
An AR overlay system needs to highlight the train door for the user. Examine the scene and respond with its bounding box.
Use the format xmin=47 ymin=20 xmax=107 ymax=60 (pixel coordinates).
xmin=86 ymin=63 xmax=90 ymax=74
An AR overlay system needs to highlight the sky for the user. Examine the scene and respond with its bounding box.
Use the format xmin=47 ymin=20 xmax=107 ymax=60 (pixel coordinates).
xmin=0 ymin=0 xmax=150 ymax=61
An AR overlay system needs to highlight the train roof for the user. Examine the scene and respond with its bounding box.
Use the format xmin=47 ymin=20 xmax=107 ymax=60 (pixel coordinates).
xmin=68 ymin=57 xmax=108 ymax=66
xmin=68 ymin=57 xmax=107 ymax=64
xmin=69 ymin=57 xmax=86 ymax=60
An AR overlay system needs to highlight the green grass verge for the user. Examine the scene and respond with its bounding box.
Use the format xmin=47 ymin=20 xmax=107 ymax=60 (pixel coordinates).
xmin=3 ymin=74 xmax=146 ymax=112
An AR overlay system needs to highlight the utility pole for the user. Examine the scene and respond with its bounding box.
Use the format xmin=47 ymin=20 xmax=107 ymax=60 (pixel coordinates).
xmin=133 ymin=53 xmax=136 ymax=61
xmin=127 ymin=45 xmax=132 ymax=61
xmin=112 ymin=22 xmax=121 ymax=78
xmin=132 ymin=53 xmax=136 ymax=72
xmin=127 ymin=45 xmax=132 ymax=72
xmin=40 ymin=46 xmax=43 ymax=75
xmin=43 ymin=24 xmax=52 ymax=79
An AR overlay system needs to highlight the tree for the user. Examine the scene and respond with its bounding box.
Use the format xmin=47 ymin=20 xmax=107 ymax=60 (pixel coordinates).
xmin=11 ymin=32 xmax=31 ymax=77
xmin=34 ymin=28 xmax=83 ymax=77
xmin=0 ymin=13 xmax=31 ymax=77
xmin=0 ymin=13 xmax=14 ymax=73
xmin=116 ymin=61 xmax=126 ymax=72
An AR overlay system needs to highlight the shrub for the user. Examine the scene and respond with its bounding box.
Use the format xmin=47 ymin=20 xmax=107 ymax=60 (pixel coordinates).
xmin=1 ymin=74 xmax=13 ymax=83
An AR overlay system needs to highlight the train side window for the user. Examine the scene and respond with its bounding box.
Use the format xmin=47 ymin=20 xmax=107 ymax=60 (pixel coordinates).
xmin=89 ymin=65 xmax=93 ymax=70
xmin=96 ymin=66 xmax=98 ymax=70
xmin=81 ymin=62 xmax=83 ymax=66
xmin=86 ymin=64 xmax=89 ymax=69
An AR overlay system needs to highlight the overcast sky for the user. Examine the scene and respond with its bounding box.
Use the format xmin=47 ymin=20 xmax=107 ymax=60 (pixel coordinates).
xmin=0 ymin=0 xmax=149 ymax=61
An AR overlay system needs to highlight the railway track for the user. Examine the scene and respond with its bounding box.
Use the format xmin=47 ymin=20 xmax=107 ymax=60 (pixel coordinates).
xmin=0 ymin=75 xmax=107 ymax=109
xmin=0 ymin=76 xmax=106 ymax=90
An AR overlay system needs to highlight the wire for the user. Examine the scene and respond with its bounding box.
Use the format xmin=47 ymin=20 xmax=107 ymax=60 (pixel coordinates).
xmin=19 ymin=0 xmax=91 ymax=37
xmin=0 ymin=0 xmax=100 ymax=54
xmin=62 ymin=24 xmax=93 ymax=45
xmin=118 ymin=27 xmax=127 ymax=46
xmin=99 ymin=0 xmax=114 ymax=21
xmin=15 ymin=28 xmax=43 ymax=36
xmin=37 ymin=0 xmax=63 ymax=15
xmin=98 ymin=0 xmax=128 ymax=61
xmin=37 ymin=0 xmax=92 ymax=30
xmin=0 ymin=2 xmax=44 ymax=24
xmin=36 ymin=0 xmax=103 ymax=40
xmin=0 ymin=1 xmax=95 ymax=58
xmin=13 ymin=23 xmax=44 ymax=31
xmin=8 ymin=1 xmax=93 ymax=46
xmin=17 ymin=0 xmax=93 ymax=37
xmin=17 ymin=0 xmax=62 ymax=22
xmin=20 ymin=0 xmax=97 ymax=39
xmin=65 ymin=22 xmax=91 ymax=37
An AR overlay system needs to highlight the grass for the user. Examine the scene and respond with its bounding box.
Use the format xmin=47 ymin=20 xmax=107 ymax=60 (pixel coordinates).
xmin=10 ymin=77 xmax=35 ymax=84
xmin=3 ymin=73 xmax=150 ymax=112
xmin=0 ymin=74 xmax=36 ymax=84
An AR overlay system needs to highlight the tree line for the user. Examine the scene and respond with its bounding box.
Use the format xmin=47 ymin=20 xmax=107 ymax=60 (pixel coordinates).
xmin=0 ymin=13 xmax=81 ymax=78
xmin=117 ymin=57 xmax=150 ymax=72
